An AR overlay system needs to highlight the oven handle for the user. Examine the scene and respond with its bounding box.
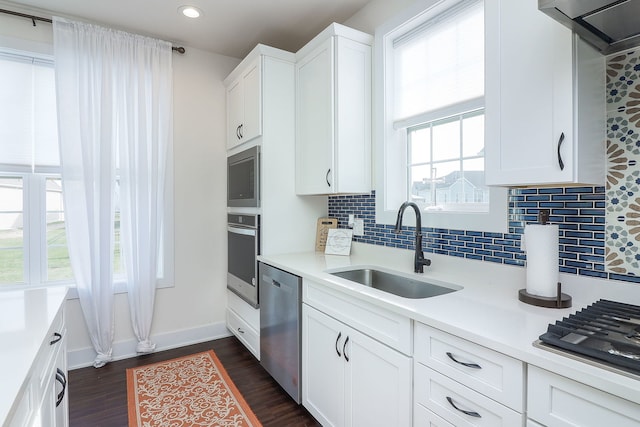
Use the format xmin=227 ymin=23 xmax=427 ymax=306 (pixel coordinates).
xmin=228 ymin=226 xmax=257 ymax=236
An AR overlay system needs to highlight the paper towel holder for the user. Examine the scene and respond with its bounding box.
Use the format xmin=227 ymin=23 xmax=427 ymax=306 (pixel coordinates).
xmin=518 ymin=282 xmax=571 ymax=308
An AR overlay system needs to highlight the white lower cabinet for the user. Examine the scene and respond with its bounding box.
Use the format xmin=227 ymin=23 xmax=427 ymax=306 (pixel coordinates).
xmin=414 ymin=322 xmax=524 ymax=427
xmin=527 ymin=365 xmax=640 ymax=427
xmin=7 ymin=302 xmax=68 ymax=427
xmin=302 ymin=302 xmax=411 ymax=426
xmin=415 ymin=364 xmax=521 ymax=427
xmin=414 ymin=402 xmax=455 ymax=427
xmin=226 ymin=290 xmax=260 ymax=360
xmin=37 ymin=333 xmax=68 ymax=427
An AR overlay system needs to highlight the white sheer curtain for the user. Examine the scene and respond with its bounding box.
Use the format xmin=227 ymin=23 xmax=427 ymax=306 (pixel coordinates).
xmin=53 ymin=17 xmax=172 ymax=367
xmin=117 ymin=33 xmax=172 ymax=354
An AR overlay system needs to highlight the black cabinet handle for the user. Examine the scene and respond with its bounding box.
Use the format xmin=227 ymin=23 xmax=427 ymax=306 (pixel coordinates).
xmin=50 ymin=332 xmax=62 ymax=345
xmin=557 ymin=132 xmax=565 ymax=171
xmin=56 ymin=368 xmax=67 ymax=408
xmin=326 ymin=169 xmax=331 ymax=187
xmin=237 ymin=327 xmax=245 ymax=334
xmin=335 ymin=332 xmax=342 ymax=357
xmin=343 ymin=336 xmax=350 ymax=362
xmin=239 ymin=124 xmax=244 ymax=139
xmin=236 ymin=125 xmax=241 ymax=140
xmin=446 ymin=352 xmax=481 ymax=369
xmin=446 ymin=396 xmax=481 ymax=418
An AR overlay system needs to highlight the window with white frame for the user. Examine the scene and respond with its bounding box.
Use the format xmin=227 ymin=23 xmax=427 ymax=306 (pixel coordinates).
xmin=375 ymin=0 xmax=507 ymax=232
xmin=0 ymin=49 xmax=173 ymax=287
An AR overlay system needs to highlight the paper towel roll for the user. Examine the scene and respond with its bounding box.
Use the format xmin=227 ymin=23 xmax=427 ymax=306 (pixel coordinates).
xmin=523 ymin=224 xmax=559 ymax=298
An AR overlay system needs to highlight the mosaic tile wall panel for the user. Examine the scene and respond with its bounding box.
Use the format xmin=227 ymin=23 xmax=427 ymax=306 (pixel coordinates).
xmin=327 ymin=50 xmax=640 ymax=286
xmin=327 ymin=187 xmax=627 ymax=281
xmin=605 ymin=49 xmax=640 ymax=276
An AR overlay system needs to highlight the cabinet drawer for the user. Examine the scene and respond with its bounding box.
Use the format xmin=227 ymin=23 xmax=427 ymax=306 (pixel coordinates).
xmin=415 ymin=363 xmax=522 ymax=427
xmin=414 ymin=403 xmax=455 ymax=427
xmin=415 ymin=322 xmax=523 ymax=411
xmin=35 ymin=308 xmax=66 ymax=397
xmin=227 ymin=290 xmax=259 ymax=331
xmin=528 ymin=365 xmax=640 ymax=427
xmin=304 ymin=279 xmax=411 ymax=355
xmin=226 ymin=308 xmax=260 ymax=360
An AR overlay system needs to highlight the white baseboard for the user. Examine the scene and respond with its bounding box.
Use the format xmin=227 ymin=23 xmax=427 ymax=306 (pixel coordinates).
xmin=67 ymin=321 xmax=232 ymax=370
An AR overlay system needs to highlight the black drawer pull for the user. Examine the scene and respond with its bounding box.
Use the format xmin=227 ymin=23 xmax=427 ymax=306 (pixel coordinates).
xmin=446 ymin=352 xmax=481 ymax=369
xmin=343 ymin=336 xmax=350 ymax=362
xmin=335 ymin=332 xmax=342 ymax=357
xmin=50 ymin=332 xmax=62 ymax=345
xmin=56 ymin=368 xmax=67 ymax=407
xmin=446 ymin=396 xmax=481 ymax=418
xmin=325 ymin=169 xmax=331 ymax=187
xmin=557 ymin=132 xmax=565 ymax=171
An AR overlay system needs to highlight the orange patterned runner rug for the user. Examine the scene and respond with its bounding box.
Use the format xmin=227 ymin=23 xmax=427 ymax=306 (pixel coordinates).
xmin=127 ymin=350 xmax=262 ymax=427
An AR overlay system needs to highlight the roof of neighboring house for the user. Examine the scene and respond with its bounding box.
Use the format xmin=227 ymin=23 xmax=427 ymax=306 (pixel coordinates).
xmin=413 ymin=170 xmax=486 ymax=190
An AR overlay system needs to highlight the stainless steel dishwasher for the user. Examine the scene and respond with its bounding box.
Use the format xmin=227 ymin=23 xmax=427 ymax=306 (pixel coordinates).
xmin=258 ymin=261 xmax=302 ymax=403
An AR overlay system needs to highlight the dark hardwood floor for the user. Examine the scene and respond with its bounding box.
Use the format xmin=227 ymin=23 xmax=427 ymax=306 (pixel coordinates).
xmin=68 ymin=336 xmax=321 ymax=427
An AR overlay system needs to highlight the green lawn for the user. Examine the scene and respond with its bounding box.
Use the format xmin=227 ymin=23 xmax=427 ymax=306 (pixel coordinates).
xmin=0 ymin=222 xmax=121 ymax=284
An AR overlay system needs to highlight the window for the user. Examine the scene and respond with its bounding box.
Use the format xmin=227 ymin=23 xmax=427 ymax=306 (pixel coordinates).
xmin=0 ymin=49 xmax=173 ymax=288
xmin=408 ymin=110 xmax=487 ymax=210
xmin=375 ymin=0 xmax=507 ymax=232
xmin=0 ymin=50 xmax=72 ymax=286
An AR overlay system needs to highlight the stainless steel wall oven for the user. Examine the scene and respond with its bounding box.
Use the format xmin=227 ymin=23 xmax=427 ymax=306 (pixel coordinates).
xmin=227 ymin=213 xmax=260 ymax=308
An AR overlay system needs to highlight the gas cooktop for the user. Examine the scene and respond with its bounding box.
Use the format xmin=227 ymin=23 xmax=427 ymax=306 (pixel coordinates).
xmin=537 ymin=299 xmax=640 ymax=378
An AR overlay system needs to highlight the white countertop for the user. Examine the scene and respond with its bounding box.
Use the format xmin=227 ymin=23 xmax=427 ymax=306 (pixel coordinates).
xmin=0 ymin=286 xmax=67 ymax=424
xmin=259 ymin=243 xmax=640 ymax=404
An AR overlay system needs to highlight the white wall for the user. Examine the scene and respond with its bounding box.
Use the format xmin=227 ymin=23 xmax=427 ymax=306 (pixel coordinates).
xmin=0 ymin=11 xmax=240 ymax=367
xmin=343 ymin=0 xmax=414 ymax=34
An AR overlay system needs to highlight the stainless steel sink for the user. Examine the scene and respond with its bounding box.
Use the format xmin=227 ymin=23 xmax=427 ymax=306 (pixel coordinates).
xmin=328 ymin=268 xmax=459 ymax=299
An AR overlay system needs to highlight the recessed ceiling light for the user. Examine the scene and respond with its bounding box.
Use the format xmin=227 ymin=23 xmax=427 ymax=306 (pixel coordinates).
xmin=178 ymin=5 xmax=203 ymax=18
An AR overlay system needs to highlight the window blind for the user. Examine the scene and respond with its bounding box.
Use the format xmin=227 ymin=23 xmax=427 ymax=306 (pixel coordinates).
xmin=0 ymin=51 xmax=59 ymax=172
xmin=392 ymin=0 xmax=484 ymax=124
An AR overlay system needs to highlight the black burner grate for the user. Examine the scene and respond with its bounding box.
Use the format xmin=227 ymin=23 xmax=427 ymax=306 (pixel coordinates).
xmin=539 ymin=299 xmax=640 ymax=374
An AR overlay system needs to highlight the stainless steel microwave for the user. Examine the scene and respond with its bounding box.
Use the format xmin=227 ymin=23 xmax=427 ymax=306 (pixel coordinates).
xmin=227 ymin=145 xmax=260 ymax=207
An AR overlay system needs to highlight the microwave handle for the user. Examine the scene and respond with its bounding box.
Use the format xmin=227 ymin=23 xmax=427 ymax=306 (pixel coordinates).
xmin=228 ymin=226 xmax=257 ymax=236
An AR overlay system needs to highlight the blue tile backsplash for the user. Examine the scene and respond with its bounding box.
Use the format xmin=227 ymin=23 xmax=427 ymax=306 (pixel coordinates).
xmin=328 ymin=49 xmax=640 ymax=287
xmin=328 ymin=187 xmax=627 ymax=282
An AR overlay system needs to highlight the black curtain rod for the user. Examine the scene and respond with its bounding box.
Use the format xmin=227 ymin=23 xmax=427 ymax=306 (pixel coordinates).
xmin=0 ymin=8 xmax=186 ymax=54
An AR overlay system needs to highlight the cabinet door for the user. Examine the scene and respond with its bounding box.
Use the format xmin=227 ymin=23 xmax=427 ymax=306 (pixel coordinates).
xmin=296 ymin=38 xmax=335 ymax=195
xmin=38 ymin=347 xmax=68 ymax=427
xmin=242 ymin=57 xmax=261 ymax=143
xmin=485 ymin=0 xmax=573 ymax=186
xmin=334 ymin=37 xmax=371 ymax=194
xmin=53 ymin=338 xmax=68 ymax=427
xmin=302 ymin=304 xmax=346 ymax=426
xmin=346 ymin=326 xmax=412 ymax=427
xmin=227 ymin=77 xmax=244 ymax=149
xmin=528 ymin=366 xmax=640 ymax=427
xmin=226 ymin=56 xmax=262 ymax=149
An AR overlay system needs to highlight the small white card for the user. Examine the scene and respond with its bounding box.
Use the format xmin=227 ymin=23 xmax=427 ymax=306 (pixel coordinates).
xmin=324 ymin=229 xmax=353 ymax=256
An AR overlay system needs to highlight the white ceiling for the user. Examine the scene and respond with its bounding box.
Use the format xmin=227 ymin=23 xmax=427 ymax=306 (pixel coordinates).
xmin=2 ymin=0 xmax=373 ymax=58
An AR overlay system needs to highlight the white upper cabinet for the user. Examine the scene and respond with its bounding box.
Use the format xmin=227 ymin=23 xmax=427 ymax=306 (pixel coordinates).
xmin=225 ymin=55 xmax=261 ymax=149
xmin=484 ymin=0 xmax=605 ymax=187
xmin=295 ymin=23 xmax=372 ymax=195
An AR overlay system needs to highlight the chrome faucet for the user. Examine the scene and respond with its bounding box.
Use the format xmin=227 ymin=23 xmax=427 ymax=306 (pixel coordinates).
xmin=395 ymin=201 xmax=431 ymax=273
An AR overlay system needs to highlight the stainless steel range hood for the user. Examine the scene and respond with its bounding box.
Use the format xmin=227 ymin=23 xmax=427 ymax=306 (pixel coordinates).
xmin=539 ymin=0 xmax=640 ymax=55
